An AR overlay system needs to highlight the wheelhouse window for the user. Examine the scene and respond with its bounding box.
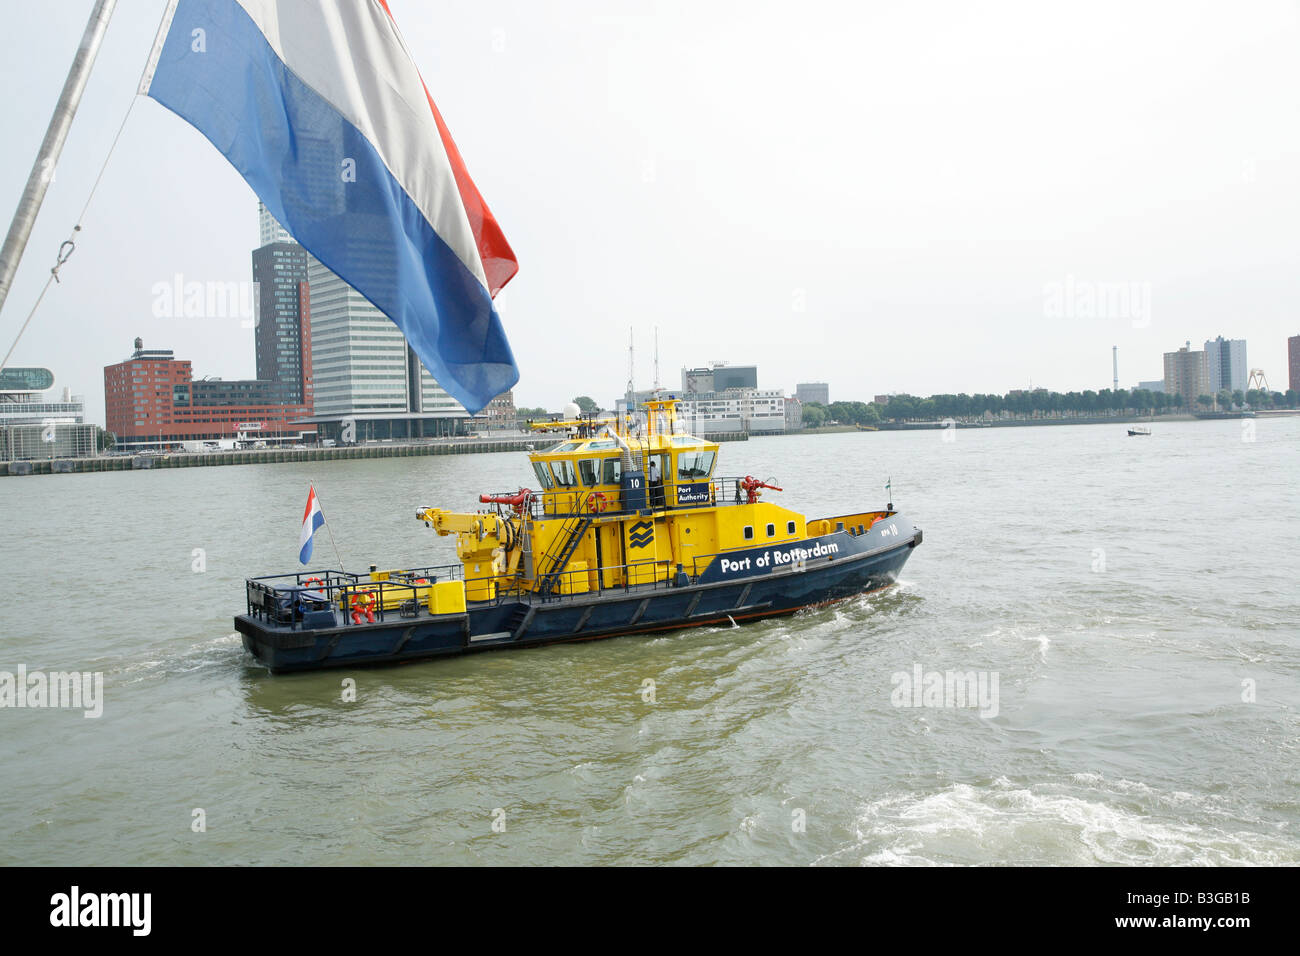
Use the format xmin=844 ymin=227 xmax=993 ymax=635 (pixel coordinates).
xmin=551 ymin=459 xmax=578 ymax=487
xmin=601 ymin=457 xmax=623 ymax=484
xmin=676 ymin=450 xmax=716 ymax=481
xmin=577 ymin=458 xmax=601 ymax=486
xmin=532 ymin=462 xmax=554 ymax=490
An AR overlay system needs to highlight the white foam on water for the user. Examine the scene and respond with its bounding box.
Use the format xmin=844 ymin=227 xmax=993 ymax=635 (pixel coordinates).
xmin=832 ymin=778 xmax=1298 ymax=866
xmin=113 ymin=632 xmax=246 ymax=684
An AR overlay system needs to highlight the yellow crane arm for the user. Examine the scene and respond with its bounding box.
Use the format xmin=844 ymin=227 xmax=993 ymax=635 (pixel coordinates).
xmin=415 ymin=507 xmax=492 ymax=537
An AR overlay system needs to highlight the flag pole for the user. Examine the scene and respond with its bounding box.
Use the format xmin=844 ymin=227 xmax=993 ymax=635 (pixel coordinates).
xmin=0 ymin=0 xmax=117 ymax=319
xmin=310 ymin=481 xmax=347 ymax=572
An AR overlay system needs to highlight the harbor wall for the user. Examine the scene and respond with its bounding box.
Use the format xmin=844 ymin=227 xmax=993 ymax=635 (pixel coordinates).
xmin=3 ymin=438 xmax=541 ymax=477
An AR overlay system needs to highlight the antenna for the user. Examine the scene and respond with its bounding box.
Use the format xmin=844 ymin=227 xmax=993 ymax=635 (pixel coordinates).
xmin=653 ymin=326 xmax=661 ymax=391
xmin=626 ymin=327 xmax=635 ymax=400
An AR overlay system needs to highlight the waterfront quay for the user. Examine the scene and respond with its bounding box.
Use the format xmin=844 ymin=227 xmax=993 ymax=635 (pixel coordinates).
xmin=2 ymin=435 xmax=540 ymax=477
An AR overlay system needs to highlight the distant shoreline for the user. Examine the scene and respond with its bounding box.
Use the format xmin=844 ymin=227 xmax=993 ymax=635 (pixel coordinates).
xmin=7 ymin=409 xmax=1297 ymax=476
xmin=794 ymin=408 xmax=1300 ymax=435
xmin=2 ymin=435 xmax=539 ymax=478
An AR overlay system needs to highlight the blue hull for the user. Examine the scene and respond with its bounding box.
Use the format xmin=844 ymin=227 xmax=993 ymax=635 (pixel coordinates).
xmin=235 ymin=522 xmax=921 ymax=673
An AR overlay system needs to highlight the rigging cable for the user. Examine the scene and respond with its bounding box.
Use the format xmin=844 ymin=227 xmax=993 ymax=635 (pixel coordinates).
xmin=0 ymin=94 xmax=137 ymax=374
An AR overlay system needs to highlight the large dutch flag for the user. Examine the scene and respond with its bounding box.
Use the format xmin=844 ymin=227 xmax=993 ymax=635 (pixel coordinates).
xmin=299 ymin=483 xmax=325 ymax=565
xmin=140 ymin=0 xmax=519 ymax=413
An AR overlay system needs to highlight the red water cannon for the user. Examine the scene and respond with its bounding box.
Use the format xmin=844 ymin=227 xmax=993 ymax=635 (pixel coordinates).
xmin=740 ymin=475 xmax=782 ymax=504
xmin=479 ymin=488 xmax=535 ymax=514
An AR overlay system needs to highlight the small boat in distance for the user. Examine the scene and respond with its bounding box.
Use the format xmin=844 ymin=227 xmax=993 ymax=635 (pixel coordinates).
xmin=1127 ymin=426 xmax=1152 ymax=436
xmin=236 ymin=397 xmax=922 ymax=672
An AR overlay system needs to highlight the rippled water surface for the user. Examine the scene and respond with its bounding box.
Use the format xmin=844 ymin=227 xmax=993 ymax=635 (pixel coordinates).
xmin=1 ymin=419 xmax=1297 ymax=865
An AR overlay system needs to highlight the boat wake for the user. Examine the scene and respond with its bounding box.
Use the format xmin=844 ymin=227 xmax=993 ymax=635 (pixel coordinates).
xmin=110 ymin=632 xmax=247 ymax=685
xmin=816 ymin=774 xmax=1299 ymax=866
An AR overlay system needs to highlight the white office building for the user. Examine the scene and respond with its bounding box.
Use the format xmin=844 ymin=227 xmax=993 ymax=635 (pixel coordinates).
xmin=307 ymin=256 xmax=471 ymax=439
xmin=0 ymin=367 xmax=94 ymax=459
xmin=1203 ymin=336 xmax=1247 ymax=394
xmin=679 ymin=388 xmax=788 ymax=435
xmin=257 ymin=201 xmax=293 ymax=246
xmin=255 ymin=204 xmax=477 ymax=440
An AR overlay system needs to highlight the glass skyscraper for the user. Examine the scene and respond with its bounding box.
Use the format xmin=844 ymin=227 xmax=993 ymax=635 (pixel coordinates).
xmin=255 ymin=204 xmax=473 ymax=440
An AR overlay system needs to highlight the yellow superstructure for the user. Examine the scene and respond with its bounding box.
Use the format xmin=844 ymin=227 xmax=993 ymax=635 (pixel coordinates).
xmin=415 ymin=397 xmax=877 ymax=600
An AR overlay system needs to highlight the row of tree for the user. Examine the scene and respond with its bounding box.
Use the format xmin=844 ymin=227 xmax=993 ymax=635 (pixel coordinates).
xmin=801 ymin=387 xmax=1300 ymax=426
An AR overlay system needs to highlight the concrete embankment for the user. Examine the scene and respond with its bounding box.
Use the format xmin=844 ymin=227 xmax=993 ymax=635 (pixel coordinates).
xmin=2 ymin=438 xmax=541 ymax=477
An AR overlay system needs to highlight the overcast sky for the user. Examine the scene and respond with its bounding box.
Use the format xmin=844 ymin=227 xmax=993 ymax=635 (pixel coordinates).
xmin=2 ymin=0 xmax=1298 ymax=424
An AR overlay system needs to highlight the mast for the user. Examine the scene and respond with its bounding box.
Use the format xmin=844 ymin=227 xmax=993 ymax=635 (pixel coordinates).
xmin=653 ymin=325 xmax=661 ymax=391
xmin=0 ymin=0 xmax=118 ymax=319
xmin=625 ymin=327 xmax=635 ymax=400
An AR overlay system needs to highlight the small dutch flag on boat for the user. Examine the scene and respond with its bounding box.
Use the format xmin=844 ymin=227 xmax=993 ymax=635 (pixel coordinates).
xmin=299 ymin=484 xmax=326 ymax=565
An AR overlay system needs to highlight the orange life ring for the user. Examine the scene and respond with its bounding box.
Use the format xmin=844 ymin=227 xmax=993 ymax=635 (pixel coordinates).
xmin=588 ymin=492 xmax=607 ymax=513
xmin=302 ymin=576 xmax=326 ymax=590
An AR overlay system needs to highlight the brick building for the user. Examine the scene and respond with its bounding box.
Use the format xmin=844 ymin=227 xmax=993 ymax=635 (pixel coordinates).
xmin=104 ymin=339 xmax=314 ymax=448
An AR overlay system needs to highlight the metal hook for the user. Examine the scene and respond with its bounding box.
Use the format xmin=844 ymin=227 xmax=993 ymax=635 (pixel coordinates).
xmin=50 ymin=236 xmax=76 ymax=282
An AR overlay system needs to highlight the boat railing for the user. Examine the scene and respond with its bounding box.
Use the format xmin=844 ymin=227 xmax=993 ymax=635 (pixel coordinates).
xmin=244 ymin=564 xmax=467 ymax=628
xmin=524 ymin=557 xmax=688 ymax=604
xmin=529 ymin=532 xmax=824 ymax=605
xmin=480 ymin=476 xmax=763 ymax=521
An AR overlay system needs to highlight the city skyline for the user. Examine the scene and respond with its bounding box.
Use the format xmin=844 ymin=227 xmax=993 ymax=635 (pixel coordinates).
xmin=2 ymin=1 xmax=1298 ymax=424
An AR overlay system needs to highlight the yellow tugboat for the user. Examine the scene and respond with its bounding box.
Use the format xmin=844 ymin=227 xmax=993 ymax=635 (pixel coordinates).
xmin=237 ymin=397 xmax=922 ymax=672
